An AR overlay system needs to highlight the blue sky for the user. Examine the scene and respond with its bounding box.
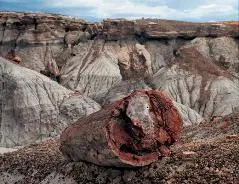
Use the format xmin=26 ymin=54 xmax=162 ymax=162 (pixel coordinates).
xmin=0 ymin=0 xmax=238 ymax=22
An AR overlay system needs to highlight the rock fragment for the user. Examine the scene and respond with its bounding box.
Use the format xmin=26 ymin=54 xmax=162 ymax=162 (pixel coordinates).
xmin=119 ymin=43 xmax=152 ymax=80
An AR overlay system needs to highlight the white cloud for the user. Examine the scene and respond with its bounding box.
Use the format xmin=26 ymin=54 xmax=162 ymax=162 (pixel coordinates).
xmin=183 ymin=4 xmax=236 ymax=19
xmin=44 ymin=0 xmax=238 ymax=20
xmin=48 ymin=0 xmax=99 ymax=8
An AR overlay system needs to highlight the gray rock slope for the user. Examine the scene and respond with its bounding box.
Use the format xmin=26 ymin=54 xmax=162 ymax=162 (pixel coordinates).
xmin=151 ymin=66 xmax=239 ymax=119
xmin=149 ymin=44 xmax=239 ymax=120
xmin=1 ymin=12 xmax=239 ymax=130
xmin=60 ymin=40 xmax=122 ymax=99
xmin=0 ymin=57 xmax=100 ymax=147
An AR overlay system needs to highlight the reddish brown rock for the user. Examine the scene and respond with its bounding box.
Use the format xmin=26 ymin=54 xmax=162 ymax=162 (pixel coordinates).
xmin=5 ymin=49 xmax=21 ymax=64
xmin=60 ymin=90 xmax=182 ymax=167
xmin=102 ymin=19 xmax=239 ymax=40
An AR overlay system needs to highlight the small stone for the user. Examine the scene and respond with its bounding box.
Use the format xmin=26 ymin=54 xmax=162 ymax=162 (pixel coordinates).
xmin=217 ymin=121 xmax=229 ymax=129
xmin=182 ymin=151 xmax=197 ymax=156
xmin=122 ymin=171 xmax=136 ymax=182
xmin=112 ymin=177 xmax=122 ymax=184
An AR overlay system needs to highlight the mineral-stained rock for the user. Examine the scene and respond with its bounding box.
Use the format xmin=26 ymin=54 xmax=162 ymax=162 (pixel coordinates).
xmin=0 ymin=57 xmax=101 ymax=147
xmin=183 ymin=37 xmax=239 ymax=74
xmin=60 ymin=90 xmax=182 ymax=167
xmin=103 ymin=19 xmax=239 ymax=40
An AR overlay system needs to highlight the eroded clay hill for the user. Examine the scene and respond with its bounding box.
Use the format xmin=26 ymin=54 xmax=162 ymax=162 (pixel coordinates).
xmin=0 ymin=57 xmax=100 ymax=147
xmin=0 ymin=12 xmax=239 ymax=147
xmin=0 ymin=11 xmax=238 ymax=184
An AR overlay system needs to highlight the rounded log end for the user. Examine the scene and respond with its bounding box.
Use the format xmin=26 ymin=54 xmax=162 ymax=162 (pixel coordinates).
xmin=60 ymin=90 xmax=182 ymax=167
xmin=106 ymin=90 xmax=182 ymax=167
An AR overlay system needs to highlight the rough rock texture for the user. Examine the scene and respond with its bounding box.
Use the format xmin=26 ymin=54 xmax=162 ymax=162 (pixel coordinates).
xmin=0 ymin=57 xmax=101 ymax=147
xmin=184 ymin=37 xmax=239 ymax=75
xmin=0 ymin=12 xmax=101 ymax=81
xmin=149 ymin=47 xmax=239 ymax=119
xmin=0 ymin=112 xmax=238 ymax=183
xmin=0 ymin=11 xmax=238 ymax=144
xmin=118 ymin=43 xmax=152 ymax=79
xmin=173 ymin=102 xmax=204 ymax=126
xmin=60 ymin=40 xmax=122 ymax=99
xmin=60 ymin=90 xmax=182 ymax=167
xmin=0 ymin=11 xmax=238 ymax=183
xmin=102 ymin=19 xmax=239 ymax=40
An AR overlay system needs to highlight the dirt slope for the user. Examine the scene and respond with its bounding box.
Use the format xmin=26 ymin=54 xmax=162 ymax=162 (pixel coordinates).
xmin=0 ymin=113 xmax=238 ymax=184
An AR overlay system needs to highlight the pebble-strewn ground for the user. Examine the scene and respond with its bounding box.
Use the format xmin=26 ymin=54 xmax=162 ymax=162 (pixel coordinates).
xmin=0 ymin=113 xmax=238 ymax=184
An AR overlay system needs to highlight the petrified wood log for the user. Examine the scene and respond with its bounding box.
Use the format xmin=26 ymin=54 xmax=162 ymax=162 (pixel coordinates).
xmin=60 ymin=90 xmax=182 ymax=167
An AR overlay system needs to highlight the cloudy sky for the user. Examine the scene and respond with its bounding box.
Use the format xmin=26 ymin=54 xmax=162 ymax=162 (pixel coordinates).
xmin=0 ymin=0 xmax=238 ymax=22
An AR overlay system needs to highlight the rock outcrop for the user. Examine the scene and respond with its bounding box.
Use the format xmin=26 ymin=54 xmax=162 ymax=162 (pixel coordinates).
xmin=60 ymin=40 xmax=122 ymax=99
xmin=118 ymin=43 xmax=152 ymax=80
xmin=1 ymin=12 xmax=238 ymax=73
xmin=0 ymin=57 xmax=100 ymax=147
xmin=0 ymin=12 xmax=91 ymax=72
xmin=0 ymin=11 xmax=238 ymax=145
xmin=0 ymin=12 xmax=238 ymax=181
xmin=149 ymin=47 xmax=239 ymax=119
xmin=102 ymin=19 xmax=239 ymax=40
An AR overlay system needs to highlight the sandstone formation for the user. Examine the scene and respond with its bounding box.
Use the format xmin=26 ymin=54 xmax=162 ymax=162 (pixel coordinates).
xmin=60 ymin=90 xmax=182 ymax=167
xmin=0 ymin=11 xmax=238 ymax=145
xmin=102 ymin=19 xmax=239 ymax=40
xmin=0 ymin=57 xmax=101 ymax=147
